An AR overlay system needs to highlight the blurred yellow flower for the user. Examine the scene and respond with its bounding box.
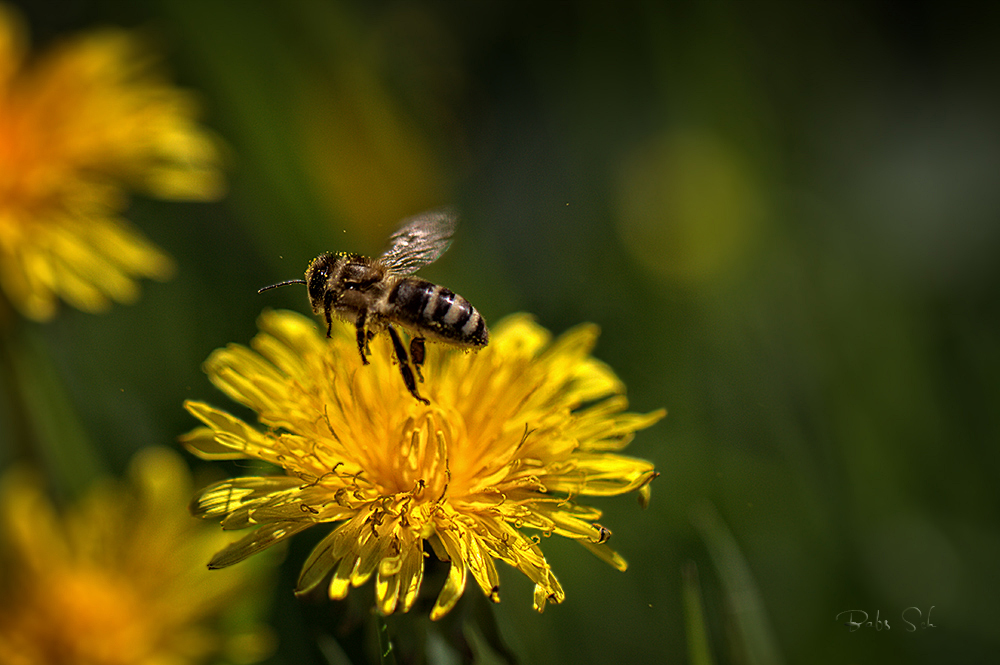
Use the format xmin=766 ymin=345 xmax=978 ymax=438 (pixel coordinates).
xmin=182 ymin=309 xmax=663 ymax=620
xmin=0 ymin=3 xmax=224 ymax=321
xmin=0 ymin=447 xmax=275 ymax=665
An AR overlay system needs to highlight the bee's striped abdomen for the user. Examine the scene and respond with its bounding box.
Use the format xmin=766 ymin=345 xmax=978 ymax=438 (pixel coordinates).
xmin=388 ymin=277 xmax=488 ymax=347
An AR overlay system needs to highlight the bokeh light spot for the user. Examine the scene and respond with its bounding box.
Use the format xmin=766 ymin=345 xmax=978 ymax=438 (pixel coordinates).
xmin=615 ymin=128 xmax=766 ymax=285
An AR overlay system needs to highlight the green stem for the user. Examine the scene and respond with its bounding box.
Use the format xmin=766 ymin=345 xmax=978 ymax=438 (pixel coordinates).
xmin=375 ymin=613 xmax=398 ymax=665
xmin=0 ymin=320 xmax=103 ymax=497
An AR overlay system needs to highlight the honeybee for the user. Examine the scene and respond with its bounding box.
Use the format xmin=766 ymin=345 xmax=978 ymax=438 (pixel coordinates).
xmin=258 ymin=208 xmax=488 ymax=404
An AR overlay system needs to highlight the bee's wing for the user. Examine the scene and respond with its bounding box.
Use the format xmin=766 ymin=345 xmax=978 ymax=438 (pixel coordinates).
xmin=379 ymin=207 xmax=458 ymax=275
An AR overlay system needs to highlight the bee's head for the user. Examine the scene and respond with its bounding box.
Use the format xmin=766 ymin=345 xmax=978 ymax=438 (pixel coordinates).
xmin=304 ymin=253 xmax=338 ymax=310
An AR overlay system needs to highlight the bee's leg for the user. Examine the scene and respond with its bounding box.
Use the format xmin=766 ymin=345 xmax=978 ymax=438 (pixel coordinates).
xmin=354 ymin=310 xmax=370 ymax=365
xmin=387 ymin=325 xmax=428 ymax=404
xmin=323 ymin=291 xmax=335 ymax=338
xmin=409 ymin=337 xmax=426 ymax=382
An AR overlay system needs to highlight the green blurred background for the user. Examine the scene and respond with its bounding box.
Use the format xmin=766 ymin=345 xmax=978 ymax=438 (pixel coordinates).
xmin=4 ymin=0 xmax=1000 ymax=662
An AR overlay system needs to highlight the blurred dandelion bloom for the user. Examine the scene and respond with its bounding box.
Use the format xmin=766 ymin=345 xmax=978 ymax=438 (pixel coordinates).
xmin=0 ymin=447 xmax=275 ymax=665
xmin=182 ymin=309 xmax=663 ymax=619
xmin=0 ymin=3 xmax=224 ymax=321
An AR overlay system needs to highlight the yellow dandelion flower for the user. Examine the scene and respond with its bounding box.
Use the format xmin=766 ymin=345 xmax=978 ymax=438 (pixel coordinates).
xmin=182 ymin=309 xmax=663 ymax=620
xmin=0 ymin=447 xmax=275 ymax=665
xmin=0 ymin=3 xmax=224 ymax=321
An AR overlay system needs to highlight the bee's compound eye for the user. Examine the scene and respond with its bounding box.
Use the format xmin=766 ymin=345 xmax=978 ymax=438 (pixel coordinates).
xmin=306 ymin=265 xmax=331 ymax=304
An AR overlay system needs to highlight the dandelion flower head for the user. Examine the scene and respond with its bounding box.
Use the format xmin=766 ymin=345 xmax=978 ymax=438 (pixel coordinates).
xmin=0 ymin=447 xmax=275 ymax=665
xmin=0 ymin=3 xmax=224 ymax=321
xmin=183 ymin=309 xmax=663 ymax=619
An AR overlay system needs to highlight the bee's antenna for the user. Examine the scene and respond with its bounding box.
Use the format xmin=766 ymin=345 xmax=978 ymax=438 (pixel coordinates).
xmin=258 ymin=279 xmax=307 ymax=294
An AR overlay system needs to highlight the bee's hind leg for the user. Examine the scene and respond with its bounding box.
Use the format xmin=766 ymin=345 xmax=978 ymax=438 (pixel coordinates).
xmin=387 ymin=325 xmax=428 ymax=404
xmin=354 ymin=311 xmax=370 ymax=365
xmin=409 ymin=337 xmax=426 ymax=382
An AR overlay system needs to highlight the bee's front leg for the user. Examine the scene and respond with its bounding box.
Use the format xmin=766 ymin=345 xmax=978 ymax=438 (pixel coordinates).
xmin=354 ymin=310 xmax=370 ymax=365
xmin=387 ymin=325 xmax=428 ymax=404
xmin=323 ymin=290 xmax=335 ymax=338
